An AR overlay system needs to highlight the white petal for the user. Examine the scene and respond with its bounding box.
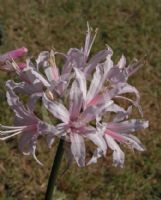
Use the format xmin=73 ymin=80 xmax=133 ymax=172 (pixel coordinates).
xmin=43 ymin=93 xmax=69 ymax=123
xmin=104 ymin=135 xmax=125 ymax=167
xmin=87 ymin=148 xmax=104 ymax=165
xmin=86 ymin=132 xmax=107 ymax=153
xmin=86 ymin=66 xmax=104 ymax=106
xmin=69 ymin=81 xmax=83 ymax=120
xmin=74 ymin=67 xmax=87 ymax=102
xmin=70 ymin=133 xmax=86 ymax=167
xmin=122 ymin=134 xmax=145 ymax=151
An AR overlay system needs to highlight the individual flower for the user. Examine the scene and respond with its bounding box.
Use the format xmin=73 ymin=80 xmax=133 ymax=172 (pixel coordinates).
xmin=0 ymin=47 xmax=28 ymax=71
xmin=0 ymin=81 xmax=56 ymax=165
xmin=42 ymin=63 xmax=148 ymax=167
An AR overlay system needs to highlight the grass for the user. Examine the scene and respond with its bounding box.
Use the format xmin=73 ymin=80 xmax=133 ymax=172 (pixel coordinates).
xmin=0 ymin=0 xmax=161 ymax=199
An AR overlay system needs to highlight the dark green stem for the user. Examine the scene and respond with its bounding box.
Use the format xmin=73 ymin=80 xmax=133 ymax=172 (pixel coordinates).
xmin=45 ymin=138 xmax=64 ymax=200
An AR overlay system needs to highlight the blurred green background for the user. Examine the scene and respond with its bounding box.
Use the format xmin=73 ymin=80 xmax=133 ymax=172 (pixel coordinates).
xmin=0 ymin=0 xmax=161 ymax=199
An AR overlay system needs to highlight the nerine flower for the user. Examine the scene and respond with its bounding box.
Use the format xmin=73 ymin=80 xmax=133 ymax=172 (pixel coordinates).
xmin=0 ymin=24 xmax=148 ymax=167
xmin=0 ymin=81 xmax=56 ymax=165
xmin=0 ymin=47 xmax=28 ymax=71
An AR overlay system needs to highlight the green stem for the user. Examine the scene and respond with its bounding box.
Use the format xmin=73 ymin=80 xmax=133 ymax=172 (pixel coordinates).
xmin=45 ymin=138 xmax=64 ymax=200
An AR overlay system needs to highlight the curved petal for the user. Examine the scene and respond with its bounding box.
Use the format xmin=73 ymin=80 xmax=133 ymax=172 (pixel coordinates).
xmin=104 ymin=134 xmax=125 ymax=167
xmin=74 ymin=67 xmax=87 ymax=102
xmin=86 ymin=66 xmax=104 ymax=106
xmin=70 ymin=133 xmax=86 ymax=167
xmin=69 ymin=81 xmax=83 ymax=120
xmin=42 ymin=93 xmax=69 ymax=123
xmin=84 ymin=49 xmax=110 ymax=76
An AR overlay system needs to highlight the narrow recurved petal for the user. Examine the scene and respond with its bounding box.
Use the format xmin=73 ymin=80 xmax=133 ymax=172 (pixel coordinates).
xmin=86 ymin=131 xmax=107 ymax=154
xmin=69 ymin=80 xmax=83 ymax=120
xmin=101 ymin=101 xmax=126 ymax=114
xmin=106 ymin=119 xmax=149 ymax=134
xmin=70 ymin=133 xmax=86 ymax=167
xmin=105 ymin=130 xmax=146 ymax=151
xmin=104 ymin=134 xmax=125 ymax=167
xmin=36 ymin=51 xmax=49 ymax=70
xmin=86 ymin=66 xmax=104 ymax=106
xmin=74 ymin=67 xmax=87 ymax=102
xmin=43 ymin=93 xmax=70 ymax=123
xmin=0 ymin=47 xmax=28 ymax=63
xmin=106 ymin=67 xmax=127 ymax=84
xmin=103 ymin=46 xmax=113 ymax=77
xmin=20 ymin=66 xmax=50 ymax=87
xmin=116 ymin=83 xmax=141 ymax=110
xmin=112 ymin=106 xmax=132 ymax=122
xmin=7 ymin=80 xmax=43 ymax=95
xmin=84 ymin=49 xmax=110 ymax=76
xmin=62 ymin=48 xmax=85 ymax=75
xmin=84 ymin=22 xmax=98 ymax=58
xmin=19 ymin=133 xmax=43 ymax=166
xmin=27 ymin=93 xmax=43 ymax=111
xmin=122 ymin=134 xmax=145 ymax=151
xmin=6 ymin=80 xmax=35 ymax=124
xmin=126 ymin=58 xmax=145 ymax=77
xmin=87 ymin=148 xmax=104 ymax=165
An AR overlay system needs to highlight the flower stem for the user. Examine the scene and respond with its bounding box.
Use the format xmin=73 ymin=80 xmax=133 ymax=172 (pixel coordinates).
xmin=45 ymin=138 xmax=64 ymax=200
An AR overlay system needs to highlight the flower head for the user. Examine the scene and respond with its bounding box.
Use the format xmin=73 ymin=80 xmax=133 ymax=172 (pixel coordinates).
xmin=0 ymin=24 xmax=148 ymax=167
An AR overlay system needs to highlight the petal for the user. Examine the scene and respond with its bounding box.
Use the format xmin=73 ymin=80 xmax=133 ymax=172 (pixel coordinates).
xmin=20 ymin=66 xmax=50 ymax=87
xmin=62 ymin=48 xmax=85 ymax=75
xmin=70 ymin=133 xmax=86 ymax=167
xmin=103 ymin=47 xmax=113 ymax=77
xmin=122 ymin=134 xmax=145 ymax=151
xmin=84 ymin=22 xmax=98 ymax=58
xmin=86 ymin=131 xmax=107 ymax=153
xmin=84 ymin=49 xmax=110 ymax=76
xmin=8 ymin=80 xmax=43 ymax=95
xmin=117 ymin=55 xmax=126 ymax=69
xmin=86 ymin=66 xmax=104 ymax=106
xmin=36 ymin=51 xmax=49 ymax=69
xmin=103 ymin=101 xmax=126 ymax=113
xmin=74 ymin=67 xmax=87 ymax=102
xmin=69 ymin=81 xmax=83 ymax=120
xmin=126 ymin=58 xmax=145 ymax=77
xmin=104 ymin=134 xmax=125 ymax=167
xmin=115 ymin=83 xmax=142 ymax=114
xmin=19 ymin=133 xmax=43 ymax=166
xmin=27 ymin=93 xmax=42 ymax=111
xmin=6 ymin=81 xmax=37 ymax=125
xmin=106 ymin=119 xmax=149 ymax=134
xmin=0 ymin=47 xmax=28 ymax=62
xmin=87 ymin=148 xmax=104 ymax=165
xmin=42 ymin=93 xmax=70 ymax=123
xmin=113 ymin=106 xmax=132 ymax=122
xmin=106 ymin=67 xmax=127 ymax=84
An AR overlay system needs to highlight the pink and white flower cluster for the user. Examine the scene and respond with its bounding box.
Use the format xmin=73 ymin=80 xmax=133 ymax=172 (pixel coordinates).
xmin=0 ymin=24 xmax=148 ymax=167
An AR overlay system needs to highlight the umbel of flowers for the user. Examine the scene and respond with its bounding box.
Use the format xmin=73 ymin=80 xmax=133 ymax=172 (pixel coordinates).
xmin=0 ymin=24 xmax=148 ymax=168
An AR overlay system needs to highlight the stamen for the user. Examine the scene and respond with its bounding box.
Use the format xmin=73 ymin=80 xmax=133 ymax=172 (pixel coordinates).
xmin=46 ymin=89 xmax=54 ymax=101
xmin=0 ymin=131 xmax=22 ymax=140
xmin=0 ymin=124 xmax=26 ymax=129
xmin=87 ymin=27 xmax=98 ymax=57
xmin=11 ymin=58 xmax=20 ymax=73
xmin=49 ymin=49 xmax=56 ymax=68
xmin=0 ymin=129 xmax=22 ymax=135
